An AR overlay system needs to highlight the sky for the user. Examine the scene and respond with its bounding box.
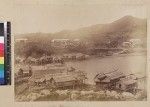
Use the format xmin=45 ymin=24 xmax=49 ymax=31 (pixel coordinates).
xmin=0 ymin=0 xmax=147 ymax=34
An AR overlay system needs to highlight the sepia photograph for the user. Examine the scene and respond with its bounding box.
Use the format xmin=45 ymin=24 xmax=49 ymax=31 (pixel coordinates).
xmin=14 ymin=4 xmax=147 ymax=101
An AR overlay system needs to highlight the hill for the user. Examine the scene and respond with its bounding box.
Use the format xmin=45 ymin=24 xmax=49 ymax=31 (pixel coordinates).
xmin=15 ymin=15 xmax=147 ymax=57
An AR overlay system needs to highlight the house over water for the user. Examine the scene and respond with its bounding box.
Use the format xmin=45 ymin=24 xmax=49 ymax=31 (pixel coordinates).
xmin=94 ymin=70 xmax=138 ymax=92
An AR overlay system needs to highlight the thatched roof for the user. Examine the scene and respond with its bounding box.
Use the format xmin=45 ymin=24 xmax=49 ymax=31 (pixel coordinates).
xmin=95 ymin=71 xmax=125 ymax=83
xmin=121 ymin=79 xmax=137 ymax=85
xmin=118 ymin=74 xmax=137 ymax=85
xmin=30 ymin=70 xmax=87 ymax=83
xmin=54 ymin=75 xmax=77 ymax=83
xmin=106 ymin=71 xmax=125 ymax=80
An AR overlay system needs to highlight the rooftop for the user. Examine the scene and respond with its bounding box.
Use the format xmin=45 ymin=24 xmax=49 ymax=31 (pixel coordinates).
xmin=95 ymin=70 xmax=125 ymax=83
xmin=119 ymin=78 xmax=137 ymax=85
xmin=106 ymin=71 xmax=125 ymax=80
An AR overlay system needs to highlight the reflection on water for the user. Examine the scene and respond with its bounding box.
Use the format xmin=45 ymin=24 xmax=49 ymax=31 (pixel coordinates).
xmin=66 ymin=54 xmax=147 ymax=84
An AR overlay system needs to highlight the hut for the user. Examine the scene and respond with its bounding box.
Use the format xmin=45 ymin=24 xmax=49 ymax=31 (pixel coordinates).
xmin=30 ymin=74 xmax=86 ymax=89
xmin=94 ymin=71 xmax=139 ymax=92
xmin=116 ymin=74 xmax=138 ymax=92
xmin=17 ymin=66 xmax=32 ymax=78
xmin=94 ymin=71 xmax=125 ymax=90
xmin=29 ymin=67 xmax=87 ymax=89
xmin=51 ymin=75 xmax=80 ymax=89
xmin=15 ymin=66 xmax=32 ymax=85
xmin=116 ymin=77 xmax=137 ymax=92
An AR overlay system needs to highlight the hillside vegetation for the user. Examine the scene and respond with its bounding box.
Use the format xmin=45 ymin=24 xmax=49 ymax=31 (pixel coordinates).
xmin=15 ymin=16 xmax=147 ymax=57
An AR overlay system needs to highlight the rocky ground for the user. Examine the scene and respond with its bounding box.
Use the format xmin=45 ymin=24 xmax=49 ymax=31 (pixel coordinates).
xmin=15 ymin=87 xmax=147 ymax=101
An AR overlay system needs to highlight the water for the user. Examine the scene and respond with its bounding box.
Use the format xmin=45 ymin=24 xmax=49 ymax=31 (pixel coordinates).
xmin=66 ymin=54 xmax=147 ymax=84
xmin=15 ymin=54 xmax=147 ymax=101
xmin=15 ymin=53 xmax=147 ymax=85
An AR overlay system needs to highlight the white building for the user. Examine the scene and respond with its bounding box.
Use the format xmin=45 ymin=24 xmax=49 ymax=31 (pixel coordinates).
xmin=51 ymin=39 xmax=70 ymax=48
xmin=122 ymin=42 xmax=132 ymax=48
xmin=129 ymin=39 xmax=143 ymax=47
xmin=123 ymin=39 xmax=143 ymax=48
xmin=15 ymin=38 xmax=28 ymax=43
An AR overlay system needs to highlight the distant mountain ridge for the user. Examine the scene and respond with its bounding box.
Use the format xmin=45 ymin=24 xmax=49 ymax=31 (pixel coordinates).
xmin=15 ymin=15 xmax=147 ymax=57
xmin=16 ymin=15 xmax=146 ymax=40
xmin=55 ymin=15 xmax=146 ymax=39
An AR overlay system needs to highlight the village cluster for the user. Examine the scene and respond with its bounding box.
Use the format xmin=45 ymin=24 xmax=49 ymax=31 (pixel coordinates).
xmin=14 ymin=37 xmax=146 ymax=101
xmin=15 ymin=37 xmax=144 ymax=65
xmin=15 ymin=64 xmax=143 ymax=94
xmin=15 ymin=53 xmax=90 ymax=65
xmin=15 ymin=61 xmax=143 ymax=97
